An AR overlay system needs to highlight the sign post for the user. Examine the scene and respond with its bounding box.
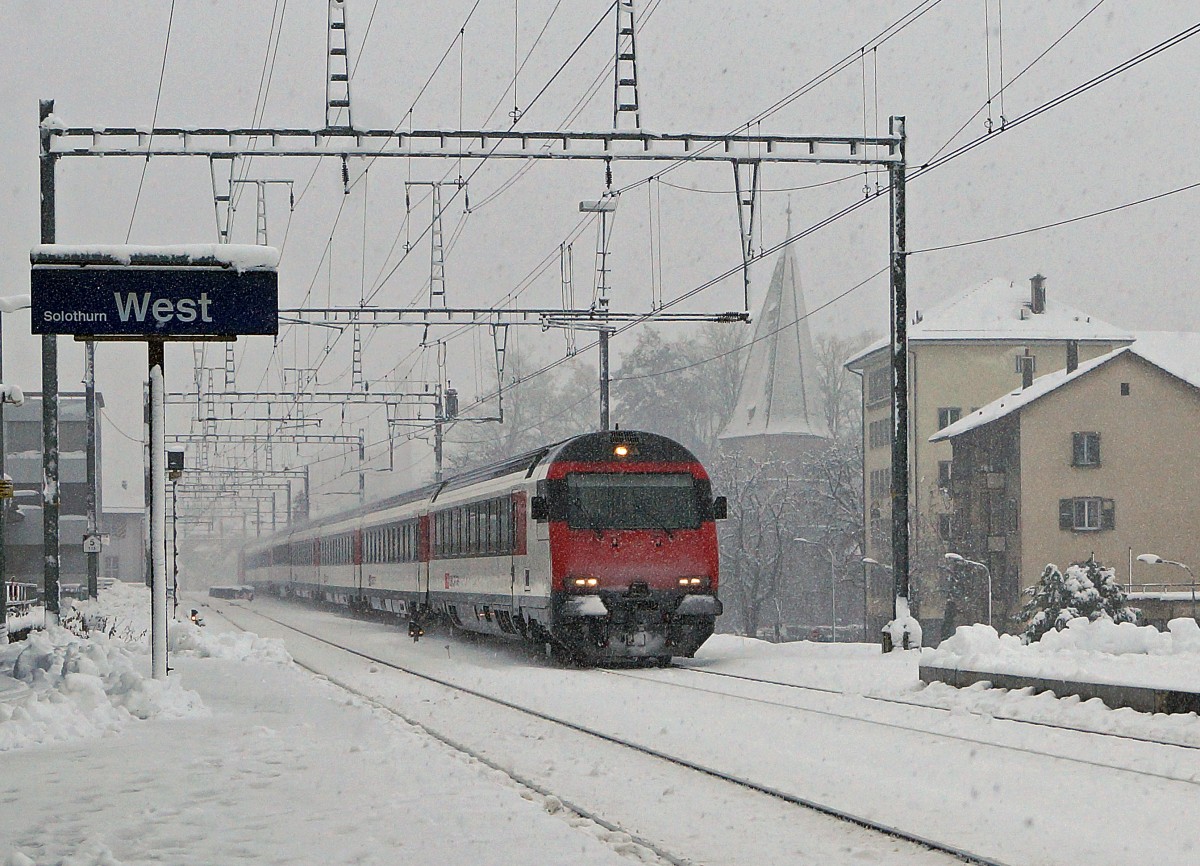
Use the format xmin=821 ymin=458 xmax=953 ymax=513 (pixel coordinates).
xmin=30 ymin=245 xmax=278 ymax=678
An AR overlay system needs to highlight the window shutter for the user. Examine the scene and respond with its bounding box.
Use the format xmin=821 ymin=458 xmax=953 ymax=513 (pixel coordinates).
xmin=1093 ymin=432 xmax=1101 ymax=466
xmin=1101 ymin=499 xmax=1116 ymax=530
xmin=1072 ymin=433 xmax=1084 ymax=466
xmin=1059 ymin=498 xmax=1074 ymax=530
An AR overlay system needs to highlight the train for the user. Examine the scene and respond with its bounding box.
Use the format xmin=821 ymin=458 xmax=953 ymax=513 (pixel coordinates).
xmin=240 ymin=430 xmax=727 ymax=664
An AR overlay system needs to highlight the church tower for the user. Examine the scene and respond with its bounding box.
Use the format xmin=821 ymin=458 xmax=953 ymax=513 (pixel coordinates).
xmin=718 ymin=215 xmax=829 ymax=462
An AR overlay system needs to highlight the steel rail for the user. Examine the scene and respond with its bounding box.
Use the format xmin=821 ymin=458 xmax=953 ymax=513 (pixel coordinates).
xmin=662 ymin=666 xmax=1200 ymax=754
xmin=215 ymin=601 xmax=1010 ymax=866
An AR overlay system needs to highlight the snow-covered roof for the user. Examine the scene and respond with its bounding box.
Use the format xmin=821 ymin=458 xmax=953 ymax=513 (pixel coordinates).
xmin=1121 ymin=330 xmax=1200 ymax=391
xmin=719 ymin=243 xmax=828 ymax=443
xmin=30 ymin=244 xmax=280 ymax=272
xmin=931 ymin=331 xmax=1200 ymax=441
xmin=845 ymin=277 xmax=1132 ymax=369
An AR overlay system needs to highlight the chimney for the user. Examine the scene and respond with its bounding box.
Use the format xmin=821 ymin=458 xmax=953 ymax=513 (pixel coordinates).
xmin=1018 ymin=350 xmax=1035 ymax=389
xmin=1030 ymin=273 xmax=1046 ymax=314
xmin=1066 ymin=340 xmax=1079 ymax=374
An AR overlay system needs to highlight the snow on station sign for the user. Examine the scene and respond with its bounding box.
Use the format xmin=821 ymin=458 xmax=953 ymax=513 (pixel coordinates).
xmin=30 ymin=244 xmax=279 ymax=338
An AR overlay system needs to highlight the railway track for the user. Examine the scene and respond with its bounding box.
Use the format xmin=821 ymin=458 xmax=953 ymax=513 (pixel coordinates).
xmin=209 ymin=599 xmax=1011 ymax=866
xmin=668 ymin=665 xmax=1200 ymax=751
xmin=600 ymin=667 xmax=1200 ymax=787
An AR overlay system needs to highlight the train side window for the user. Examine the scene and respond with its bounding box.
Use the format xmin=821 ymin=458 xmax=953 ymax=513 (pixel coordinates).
xmin=476 ymin=502 xmax=485 ymax=554
xmin=468 ymin=504 xmax=478 ymax=555
xmin=481 ymin=501 xmax=491 ymax=554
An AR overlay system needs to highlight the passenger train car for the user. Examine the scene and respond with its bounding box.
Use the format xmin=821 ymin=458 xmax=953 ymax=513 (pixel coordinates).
xmin=241 ymin=431 xmax=726 ymax=663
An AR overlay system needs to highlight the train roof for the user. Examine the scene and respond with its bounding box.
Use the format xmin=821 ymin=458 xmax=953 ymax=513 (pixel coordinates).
xmin=246 ymin=430 xmax=700 ymax=548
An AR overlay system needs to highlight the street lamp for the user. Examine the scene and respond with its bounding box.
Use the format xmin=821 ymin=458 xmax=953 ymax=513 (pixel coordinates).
xmin=167 ymin=448 xmax=184 ymax=619
xmin=1137 ymin=553 xmax=1196 ymax=620
xmin=862 ymin=557 xmax=891 ymax=642
xmin=796 ymin=537 xmax=836 ymax=642
xmin=945 ymin=552 xmax=992 ymax=628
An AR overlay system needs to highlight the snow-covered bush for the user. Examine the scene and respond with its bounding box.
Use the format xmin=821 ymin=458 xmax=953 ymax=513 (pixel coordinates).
xmin=1018 ymin=558 xmax=1137 ymax=643
xmin=0 ymin=625 xmax=205 ymax=750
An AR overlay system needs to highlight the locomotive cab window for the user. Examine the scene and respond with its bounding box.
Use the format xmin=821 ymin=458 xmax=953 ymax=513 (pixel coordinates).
xmin=565 ymin=473 xmax=700 ymax=531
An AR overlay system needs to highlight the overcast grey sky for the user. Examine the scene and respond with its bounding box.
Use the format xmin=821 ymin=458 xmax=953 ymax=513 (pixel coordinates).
xmin=3 ymin=1 xmax=1198 ymax=510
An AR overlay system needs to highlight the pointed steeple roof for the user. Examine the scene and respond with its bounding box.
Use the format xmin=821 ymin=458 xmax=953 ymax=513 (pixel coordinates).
xmin=719 ymin=240 xmax=829 ymax=445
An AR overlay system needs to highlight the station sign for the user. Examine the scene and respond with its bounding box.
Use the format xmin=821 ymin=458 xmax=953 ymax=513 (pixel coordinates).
xmin=30 ymin=245 xmax=279 ymax=338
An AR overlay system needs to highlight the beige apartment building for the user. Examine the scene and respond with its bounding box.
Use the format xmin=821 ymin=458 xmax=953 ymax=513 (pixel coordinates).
xmin=933 ymin=334 xmax=1200 ymax=632
xmin=845 ymin=276 xmax=1132 ymax=638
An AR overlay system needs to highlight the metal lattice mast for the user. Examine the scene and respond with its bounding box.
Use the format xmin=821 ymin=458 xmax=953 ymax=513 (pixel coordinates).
xmin=429 ymin=183 xmax=446 ymax=304
xmin=255 ymin=181 xmax=268 ymax=243
xmin=613 ymin=0 xmax=642 ymax=130
xmin=326 ymin=0 xmax=353 ymax=128
xmin=352 ymin=324 xmax=364 ymax=390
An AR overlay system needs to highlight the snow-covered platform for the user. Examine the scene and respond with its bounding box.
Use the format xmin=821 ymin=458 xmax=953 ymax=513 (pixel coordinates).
xmin=918 ymin=664 xmax=1200 ymax=714
xmin=921 ymin=618 xmax=1200 ymax=715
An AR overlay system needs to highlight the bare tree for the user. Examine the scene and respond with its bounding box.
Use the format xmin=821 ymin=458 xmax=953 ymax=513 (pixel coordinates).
xmin=711 ymin=451 xmax=806 ymax=639
xmin=445 ymin=345 xmax=597 ymax=473
xmin=613 ymin=324 xmax=745 ymax=460
xmin=813 ymin=330 xmax=875 ymax=439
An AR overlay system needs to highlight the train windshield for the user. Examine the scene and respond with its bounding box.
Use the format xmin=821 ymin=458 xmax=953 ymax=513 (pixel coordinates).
xmin=565 ymin=473 xmax=700 ymax=531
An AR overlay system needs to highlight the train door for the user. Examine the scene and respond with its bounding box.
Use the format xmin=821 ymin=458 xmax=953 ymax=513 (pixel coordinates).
xmin=510 ymin=492 xmax=528 ymax=611
xmin=353 ymin=528 xmax=364 ymax=603
xmin=418 ymin=514 xmax=431 ymax=609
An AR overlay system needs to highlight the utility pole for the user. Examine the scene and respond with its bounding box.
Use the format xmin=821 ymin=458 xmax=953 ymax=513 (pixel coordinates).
xmin=0 ymin=311 xmax=6 ymax=641
xmin=85 ymin=340 xmax=98 ymax=598
xmin=888 ymin=115 xmax=911 ymax=646
xmin=148 ymin=340 xmax=167 ymax=679
xmin=39 ymin=98 xmax=60 ymax=622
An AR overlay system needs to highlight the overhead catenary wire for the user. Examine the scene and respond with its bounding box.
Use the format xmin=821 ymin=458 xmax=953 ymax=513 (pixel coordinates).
xmin=414 ymin=19 xmax=1200 ymax=442
xmin=907 ymin=177 xmax=1200 ymax=255
xmin=191 ymin=0 xmax=944 ymax=480
xmin=225 ymin=3 xmax=604 ymax=467
xmin=124 ymin=0 xmax=176 ymax=242
xmin=225 ymin=9 xmax=1200 ymax=495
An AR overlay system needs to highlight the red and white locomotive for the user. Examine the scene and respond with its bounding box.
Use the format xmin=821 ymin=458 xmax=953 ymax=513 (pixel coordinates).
xmin=241 ymin=430 xmax=726 ymax=663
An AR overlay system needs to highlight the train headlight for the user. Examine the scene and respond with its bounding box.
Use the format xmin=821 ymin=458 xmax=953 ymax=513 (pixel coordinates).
xmin=614 ymin=444 xmax=630 ymax=457
xmin=573 ymin=576 xmax=600 ymax=587
xmin=679 ymin=576 xmax=709 ymax=588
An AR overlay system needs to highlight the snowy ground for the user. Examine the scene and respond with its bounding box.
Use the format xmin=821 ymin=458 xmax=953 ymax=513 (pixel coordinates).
xmin=2 ymin=585 xmax=1199 ymax=865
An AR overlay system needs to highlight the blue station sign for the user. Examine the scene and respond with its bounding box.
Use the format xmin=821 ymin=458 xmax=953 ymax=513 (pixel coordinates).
xmin=30 ymin=245 xmax=279 ymax=338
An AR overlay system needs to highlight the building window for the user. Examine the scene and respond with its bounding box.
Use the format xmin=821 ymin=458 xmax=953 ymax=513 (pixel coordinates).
xmin=103 ymin=555 xmax=120 ymax=578
xmin=1071 ymin=432 xmax=1100 ymax=467
xmin=870 ymin=469 xmax=890 ymax=502
xmin=937 ymin=460 xmax=952 ymax=488
xmin=1059 ymin=497 xmax=1115 ymax=532
xmin=867 ymin=368 xmax=890 ymax=407
xmin=868 ymin=419 xmax=891 ymax=449
xmin=937 ymin=407 xmax=962 ymax=430
xmin=937 ymin=513 xmax=952 ymax=540
xmin=1120 ymin=382 xmax=1130 ymax=396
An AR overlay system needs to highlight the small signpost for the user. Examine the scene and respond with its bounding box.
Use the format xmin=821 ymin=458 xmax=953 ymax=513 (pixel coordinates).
xmin=30 ymin=244 xmax=278 ymax=679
